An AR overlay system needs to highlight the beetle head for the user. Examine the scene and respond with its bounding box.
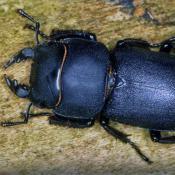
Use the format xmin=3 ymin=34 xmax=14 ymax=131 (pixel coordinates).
xmin=4 ymin=42 xmax=66 ymax=109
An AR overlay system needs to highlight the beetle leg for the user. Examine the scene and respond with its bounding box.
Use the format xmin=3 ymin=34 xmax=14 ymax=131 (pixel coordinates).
xmin=160 ymin=42 xmax=173 ymax=53
xmin=49 ymin=29 xmax=97 ymax=41
xmin=116 ymin=39 xmax=150 ymax=50
xmin=159 ymin=36 xmax=175 ymax=53
xmin=1 ymin=103 xmax=32 ymax=127
xmin=116 ymin=38 xmax=175 ymax=51
xmin=100 ymin=115 xmax=153 ymax=164
xmin=17 ymin=9 xmax=40 ymax=45
xmin=49 ymin=115 xmax=95 ymax=128
xmin=4 ymin=48 xmax=34 ymax=69
xmin=150 ymin=130 xmax=175 ymax=144
xmin=24 ymin=24 xmax=49 ymax=39
xmin=21 ymin=111 xmax=52 ymax=118
xmin=150 ymin=36 xmax=175 ymax=52
xmin=4 ymin=75 xmax=30 ymax=98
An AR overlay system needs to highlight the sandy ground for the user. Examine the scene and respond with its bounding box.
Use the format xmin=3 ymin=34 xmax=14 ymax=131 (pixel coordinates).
xmin=0 ymin=0 xmax=175 ymax=174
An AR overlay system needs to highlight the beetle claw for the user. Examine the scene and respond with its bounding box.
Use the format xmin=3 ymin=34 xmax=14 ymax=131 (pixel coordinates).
xmin=4 ymin=57 xmax=16 ymax=69
xmin=4 ymin=74 xmax=30 ymax=98
xmin=4 ymin=48 xmax=34 ymax=69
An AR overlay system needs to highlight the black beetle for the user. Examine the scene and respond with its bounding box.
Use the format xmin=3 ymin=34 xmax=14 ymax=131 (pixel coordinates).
xmin=2 ymin=9 xmax=175 ymax=164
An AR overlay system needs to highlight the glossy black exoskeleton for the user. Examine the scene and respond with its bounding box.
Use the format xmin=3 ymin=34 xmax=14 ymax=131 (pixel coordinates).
xmin=2 ymin=9 xmax=175 ymax=164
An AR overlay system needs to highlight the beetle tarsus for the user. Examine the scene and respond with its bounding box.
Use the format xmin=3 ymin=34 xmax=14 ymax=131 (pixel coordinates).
xmin=1 ymin=121 xmax=27 ymax=127
xmin=4 ymin=48 xmax=34 ymax=69
xmin=1 ymin=103 xmax=32 ymax=127
xmin=21 ymin=112 xmax=53 ymax=118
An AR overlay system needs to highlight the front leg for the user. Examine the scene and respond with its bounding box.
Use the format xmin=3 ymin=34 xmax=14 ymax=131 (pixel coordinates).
xmin=1 ymin=103 xmax=32 ymax=127
xmin=49 ymin=115 xmax=95 ymax=128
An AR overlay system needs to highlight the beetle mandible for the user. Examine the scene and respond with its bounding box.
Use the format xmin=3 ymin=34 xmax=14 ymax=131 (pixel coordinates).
xmin=2 ymin=9 xmax=175 ymax=164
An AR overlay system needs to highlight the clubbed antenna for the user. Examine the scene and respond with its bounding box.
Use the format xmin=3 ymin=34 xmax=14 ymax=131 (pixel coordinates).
xmin=17 ymin=9 xmax=40 ymax=45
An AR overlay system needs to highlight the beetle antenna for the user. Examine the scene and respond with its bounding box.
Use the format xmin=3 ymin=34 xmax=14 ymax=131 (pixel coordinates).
xmin=17 ymin=9 xmax=40 ymax=45
xmin=24 ymin=24 xmax=49 ymax=39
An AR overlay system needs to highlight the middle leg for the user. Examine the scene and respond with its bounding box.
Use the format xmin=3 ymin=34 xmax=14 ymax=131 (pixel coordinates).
xmin=49 ymin=114 xmax=95 ymax=128
xmin=150 ymin=130 xmax=175 ymax=144
xmin=100 ymin=115 xmax=153 ymax=164
xmin=116 ymin=38 xmax=151 ymax=50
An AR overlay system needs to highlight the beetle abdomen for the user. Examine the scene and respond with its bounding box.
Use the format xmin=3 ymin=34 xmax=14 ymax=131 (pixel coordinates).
xmin=103 ymin=47 xmax=175 ymax=130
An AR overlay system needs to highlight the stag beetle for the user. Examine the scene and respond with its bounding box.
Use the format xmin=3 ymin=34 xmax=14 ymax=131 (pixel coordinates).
xmin=2 ymin=9 xmax=175 ymax=164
